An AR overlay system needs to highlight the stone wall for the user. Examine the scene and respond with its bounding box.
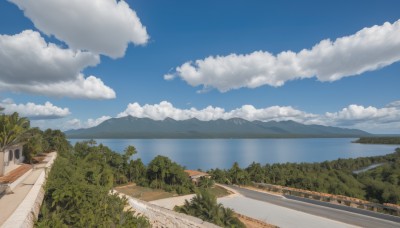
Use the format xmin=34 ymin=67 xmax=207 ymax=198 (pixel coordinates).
xmin=117 ymin=192 xmax=220 ymax=228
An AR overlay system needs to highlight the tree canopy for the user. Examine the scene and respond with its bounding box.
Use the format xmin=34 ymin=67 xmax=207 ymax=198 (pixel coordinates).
xmin=174 ymin=189 xmax=245 ymax=228
xmin=209 ymin=148 xmax=400 ymax=204
xmin=0 ymin=112 xmax=30 ymax=151
xmin=146 ymin=155 xmax=194 ymax=194
xmin=37 ymin=139 xmax=150 ymax=227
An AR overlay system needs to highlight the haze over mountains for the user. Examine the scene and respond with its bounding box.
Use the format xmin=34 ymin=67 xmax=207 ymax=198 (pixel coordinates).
xmin=65 ymin=116 xmax=370 ymax=138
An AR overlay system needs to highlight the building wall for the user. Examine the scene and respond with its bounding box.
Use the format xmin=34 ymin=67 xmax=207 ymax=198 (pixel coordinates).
xmin=0 ymin=152 xmax=4 ymax=176
xmin=2 ymin=145 xmax=24 ymax=176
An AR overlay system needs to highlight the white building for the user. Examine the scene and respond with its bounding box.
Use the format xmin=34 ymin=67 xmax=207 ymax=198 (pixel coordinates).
xmin=0 ymin=144 xmax=24 ymax=177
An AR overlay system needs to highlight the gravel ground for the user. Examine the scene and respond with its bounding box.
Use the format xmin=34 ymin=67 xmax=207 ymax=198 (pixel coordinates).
xmin=149 ymin=194 xmax=196 ymax=210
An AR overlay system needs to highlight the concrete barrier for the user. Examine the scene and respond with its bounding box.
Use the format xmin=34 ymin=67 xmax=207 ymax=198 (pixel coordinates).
xmin=2 ymin=171 xmax=46 ymax=228
xmin=8 ymin=168 xmax=33 ymax=191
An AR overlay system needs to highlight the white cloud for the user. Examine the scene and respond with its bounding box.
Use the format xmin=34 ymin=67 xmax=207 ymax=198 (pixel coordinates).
xmin=32 ymin=115 xmax=112 ymax=131
xmin=0 ymin=99 xmax=70 ymax=119
xmin=66 ymin=116 xmax=112 ymax=129
xmin=65 ymin=118 xmax=82 ymax=130
xmin=0 ymin=30 xmax=116 ymax=99
xmin=86 ymin=116 xmax=112 ymax=128
xmin=387 ymin=100 xmax=400 ymax=108
xmin=163 ymin=74 xmax=176 ymax=81
xmin=325 ymin=104 xmax=400 ymax=125
xmin=117 ymin=101 xmax=315 ymax=122
xmin=9 ymin=0 xmax=149 ymax=58
xmin=167 ymin=20 xmax=400 ymax=92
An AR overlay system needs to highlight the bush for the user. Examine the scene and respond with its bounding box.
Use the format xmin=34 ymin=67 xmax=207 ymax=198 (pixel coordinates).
xmin=174 ymin=189 xmax=245 ymax=228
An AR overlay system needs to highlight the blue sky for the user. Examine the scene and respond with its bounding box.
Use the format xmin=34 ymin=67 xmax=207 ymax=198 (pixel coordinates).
xmin=0 ymin=0 xmax=399 ymax=133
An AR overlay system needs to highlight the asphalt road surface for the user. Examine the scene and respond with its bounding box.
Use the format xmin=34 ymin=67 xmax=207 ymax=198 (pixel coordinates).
xmin=226 ymin=185 xmax=400 ymax=228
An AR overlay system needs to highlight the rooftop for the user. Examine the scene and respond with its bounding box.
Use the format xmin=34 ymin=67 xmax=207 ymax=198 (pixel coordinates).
xmin=184 ymin=170 xmax=209 ymax=178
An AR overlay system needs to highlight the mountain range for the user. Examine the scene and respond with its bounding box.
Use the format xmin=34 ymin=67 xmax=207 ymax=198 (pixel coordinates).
xmin=65 ymin=116 xmax=370 ymax=138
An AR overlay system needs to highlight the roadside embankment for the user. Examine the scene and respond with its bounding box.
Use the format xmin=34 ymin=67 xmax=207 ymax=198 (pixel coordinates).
xmin=251 ymin=182 xmax=400 ymax=216
xmin=115 ymin=191 xmax=219 ymax=228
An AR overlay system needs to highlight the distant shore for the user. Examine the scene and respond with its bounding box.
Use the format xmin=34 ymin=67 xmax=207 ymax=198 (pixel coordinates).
xmin=67 ymin=135 xmax=365 ymax=139
xmin=353 ymin=137 xmax=400 ymax=145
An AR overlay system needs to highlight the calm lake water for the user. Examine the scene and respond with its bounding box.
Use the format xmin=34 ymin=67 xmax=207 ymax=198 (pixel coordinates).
xmin=68 ymin=138 xmax=398 ymax=170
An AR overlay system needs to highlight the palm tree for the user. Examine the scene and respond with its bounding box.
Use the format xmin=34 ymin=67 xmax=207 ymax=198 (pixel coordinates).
xmin=175 ymin=190 xmax=217 ymax=220
xmin=229 ymin=162 xmax=249 ymax=185
xmin=198 ymin=176 xmax=215 ymax=188
xmin=220 ymin=207 xmax=244 ymax=227
xmin=174 ymin=189 xmax=245 ymax=227
xmin=0 ymin=112 xmax=30 ymax=151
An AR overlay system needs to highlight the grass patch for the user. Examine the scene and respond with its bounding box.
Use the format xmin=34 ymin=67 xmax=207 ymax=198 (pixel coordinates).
xmin=207 ymin=185 xmax=230 ymax=198
xmin=115 ymin=184 xmax=176 ymax=201
xmin=115 ymin=183 xmax=231 ymax=202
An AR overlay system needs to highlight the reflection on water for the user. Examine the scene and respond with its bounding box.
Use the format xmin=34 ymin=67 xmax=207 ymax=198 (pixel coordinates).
xmin=68 ymin=138 xmax=398 ymax=170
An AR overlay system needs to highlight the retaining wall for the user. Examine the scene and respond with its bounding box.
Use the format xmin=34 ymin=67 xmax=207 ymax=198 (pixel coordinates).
xmin=2 ymin=152 xmax=57 ymax=228
xmin=117 ymin=192 xmax=219 ymax=228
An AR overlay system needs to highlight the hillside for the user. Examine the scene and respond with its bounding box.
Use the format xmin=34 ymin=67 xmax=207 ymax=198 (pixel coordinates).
xmin=65 ymin=116 xmax=370 ymax=138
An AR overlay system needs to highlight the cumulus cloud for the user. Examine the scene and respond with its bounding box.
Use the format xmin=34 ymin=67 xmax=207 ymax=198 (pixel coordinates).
xmin=0 ymin=98 xmax=70 ymax=119
xmin=9 ymin=0 xmax=149 ymax=58
xmin=66 ymin=118 xmax=82 ymax=129
xmin=167 ymin=20 xmax=400 ymax=92
xmin=325 ymin=104 xmax=400 ymax=126
xmin=117 ymin=101 xmax=315 ymax=122
xmin=163 ymin=74 xmax=176 ymax=81
xmin=387 ymin=100 xmax=400 ymax=108
xmin=86 ymin=116 xmax=112 ymax=128
xmin=32 ymin=115 xmax=112 ymax=131
xmin=67 ymin=116 xmax=112 ymax=129
xmin=0 ymin=30 xmax=116 ymax=99
xmin=321 ymin=103 xmax=400 ymax=133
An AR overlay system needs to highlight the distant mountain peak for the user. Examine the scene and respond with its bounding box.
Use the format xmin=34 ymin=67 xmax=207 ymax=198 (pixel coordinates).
xmin=65 ymin=116 xmax=370 ymax=139
xmin=163 ymin=117 xmax=177 ymax=122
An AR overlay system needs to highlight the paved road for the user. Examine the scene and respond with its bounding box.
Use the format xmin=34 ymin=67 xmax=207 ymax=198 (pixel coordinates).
xmin=226 ymin=185 xmax=400 ymax=228
xmin=219 ymin=196 xmax=358 ymax=228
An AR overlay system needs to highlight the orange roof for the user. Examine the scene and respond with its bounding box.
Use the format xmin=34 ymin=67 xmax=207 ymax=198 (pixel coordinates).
xmin=184 ymin=170 xmax=209 ymax=177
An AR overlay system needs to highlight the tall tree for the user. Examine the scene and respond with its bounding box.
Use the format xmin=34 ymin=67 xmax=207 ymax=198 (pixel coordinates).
xmin=229 ymin=162 xmax=249 ymax=185
xmin=23 ymin=127 xmax=44 ymax=163
xmin=146 ymin=155 xmax=194 ymax=193
xmin=0 ymin=112 xmax=30 ymax=151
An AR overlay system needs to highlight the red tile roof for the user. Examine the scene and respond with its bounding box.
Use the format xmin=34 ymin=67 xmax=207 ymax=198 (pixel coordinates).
xmin=184 ymin=170 xmax=209 ymax=178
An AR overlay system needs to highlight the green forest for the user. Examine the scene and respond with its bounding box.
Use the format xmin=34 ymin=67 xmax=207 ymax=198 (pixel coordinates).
xmin=32 ymin=134 xmax=150 ymax=227
xmin=354 ymin=137 xmax=400 ymax=145
xmin=209 ymin=148 xmax=400 ymax=204
xmin=37 ymin=138 xmax=244 ymax=227
xmin=0 ymin=112 xmax=149 ymax=227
